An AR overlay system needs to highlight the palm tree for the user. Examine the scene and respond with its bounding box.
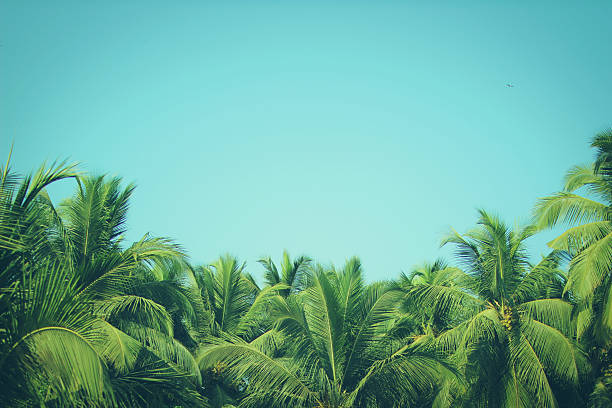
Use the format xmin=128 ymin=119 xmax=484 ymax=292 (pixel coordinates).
xmin=534 ymin=130 xmax=612 ymax=346
xmin=130 ymin=257 xmax=211 ymax=349
xmin=0 ymin=156 xmax=77 ymax=288
xmin=0 ymin=169 xmax=205 ymax=407
xmin=198 ymin=258 xmax=455 ymax=407
xmin=194 ymin=254 xmax=288 ymax=406
xmin=0 ymin=158 xmax=105 ymax=407
xmin=416 ymin=210 xmax=585 ymax=407
xmin=398 ymin=259 xmax=472 ymax=336
xmin=196 ymin=254 xmax=285 ymax=340
xmin=258 ymin=250 xmax=312 ymax=297
xmin=58 ymin=175 xmax=205 ymax=406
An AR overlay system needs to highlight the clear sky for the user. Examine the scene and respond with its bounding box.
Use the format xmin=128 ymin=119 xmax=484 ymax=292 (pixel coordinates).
xmin=1 ymin=1 xmax=611 ymax=282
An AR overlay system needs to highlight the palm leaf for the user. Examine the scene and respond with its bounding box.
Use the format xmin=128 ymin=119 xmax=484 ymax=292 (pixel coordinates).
xmin=198 ymin=341 xmax=316 ymax=408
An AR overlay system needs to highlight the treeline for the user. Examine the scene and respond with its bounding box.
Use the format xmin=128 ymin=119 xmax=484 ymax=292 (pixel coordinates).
xmin=0 ymin=130 xmax=610 ymax=407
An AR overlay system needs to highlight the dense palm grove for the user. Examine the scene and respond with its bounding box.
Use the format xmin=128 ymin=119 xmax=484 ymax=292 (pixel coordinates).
xmin=0 ymin=131 xmax=610 ymax=407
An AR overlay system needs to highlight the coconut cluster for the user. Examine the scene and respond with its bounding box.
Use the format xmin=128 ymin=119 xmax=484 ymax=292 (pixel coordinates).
xmin=604 ymin=364 xmax=612 ymax=378
xmin=210 ymin=361 xmax=228 ymax=379
xmin=500 ymin=305 xmax=514 ymax=331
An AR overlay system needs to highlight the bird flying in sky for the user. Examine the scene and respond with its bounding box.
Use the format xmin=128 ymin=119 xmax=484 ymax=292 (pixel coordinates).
xmin=506 ymin=83 xmax=514 ymax=87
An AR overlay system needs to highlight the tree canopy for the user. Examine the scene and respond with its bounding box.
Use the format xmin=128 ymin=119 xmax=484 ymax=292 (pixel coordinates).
xmin=0 ymin=131 xmax=611 ymax=407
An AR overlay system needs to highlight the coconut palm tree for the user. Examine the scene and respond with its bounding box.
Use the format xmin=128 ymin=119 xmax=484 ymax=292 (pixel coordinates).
xmin=57 ymin=175 xmax=207 ymax=405
xmin=416 ymin=210 xmax=586 ymax=407
xmin=534 ymin=130 xmax=612 ymax=406
xmin=534 ymin=130 xmax=612 ymax=346
xmin=397 ymin=259 xmax=472 ymax=336
xmin=129 ymin=257 xmax=211 ymax=349
xmin=194 ymin=254 xmax=290 ymax=407
xmin=195 ymin=255 xmax=286 ymax=340
xmin=0 ymin=155 xmax=78 ymax=288
xmin=198 ymin=258 xmax=455 ymax=407
xmin=0 ymin=158 xmax=99 ymax=407
xmin=0 ymin=168 xmax=206 ymax=407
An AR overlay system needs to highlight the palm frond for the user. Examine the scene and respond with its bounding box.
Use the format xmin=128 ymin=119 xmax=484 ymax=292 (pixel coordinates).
xmin=96 ymin=295 xmax=174 ymax=336
xmin=592 ymin=128 xmax=612 ymax=178
xmin=198 ymin=341 xmax=316 ymax=408
xmin=519 ymin=318 xmax=582 ymax=385
xmin=567 ymin=231 xmax=612 ymax=299
xmin=303 ymin=271 xmax=345 ymax=385
xmin=534 ymin=193 xmax=609 ymax=230
xmin=509 ymin=331 xmax=557 ymax=407
xmin=341 ymin=286 xmax=402 ymax=388
xmin=519 ymin=298 xmax=574 ymax=335
xmin=1 ymin=326 xmax=112 ymax=407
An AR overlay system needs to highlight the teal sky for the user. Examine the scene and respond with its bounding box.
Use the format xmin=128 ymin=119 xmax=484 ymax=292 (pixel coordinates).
xmin=2 ymin=1 xmax=611 ymax=281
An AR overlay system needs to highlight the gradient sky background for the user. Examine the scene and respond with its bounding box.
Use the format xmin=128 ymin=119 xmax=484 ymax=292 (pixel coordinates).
xmin=1 ymin=1 xmax=611 ymax=282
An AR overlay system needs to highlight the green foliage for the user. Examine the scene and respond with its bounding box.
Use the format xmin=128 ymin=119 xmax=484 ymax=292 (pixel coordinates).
xmin=429 ymin=212 xmax=587 ymax=407
xmin=0 ymin=168 xmax=205 ymax=407
xmin=1 ymin=128 xmax=611 ymax=406
xmin=198 ymin=259 xmax=455 ymax=407
xmin=535 ymin=131 xmax=612 ymax=347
